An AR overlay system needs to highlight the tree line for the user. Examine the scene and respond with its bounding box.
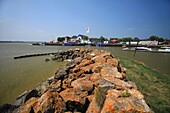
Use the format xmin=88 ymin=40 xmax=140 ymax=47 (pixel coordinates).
xmin=57 ymin=35 xmax=169 ymax=42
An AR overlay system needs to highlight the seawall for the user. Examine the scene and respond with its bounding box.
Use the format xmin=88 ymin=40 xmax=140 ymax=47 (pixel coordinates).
xmin=0 ymin=48 xmax=152 ymax=113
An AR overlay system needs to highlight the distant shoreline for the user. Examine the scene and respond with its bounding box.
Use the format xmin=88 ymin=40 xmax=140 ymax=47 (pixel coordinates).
xmin=0 ymin=41 xmax=40 ymax=43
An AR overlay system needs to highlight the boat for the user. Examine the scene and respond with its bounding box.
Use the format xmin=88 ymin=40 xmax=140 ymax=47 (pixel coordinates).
xmin=44 ymin=43 xmax=62 ymax=46
xmin=96 ymin=43 xmax=107 ymax=47
xmin=72 ymin=43 xmax=86 ymax=46
xmin=63 ymin=43 xmax=72 ymax=46
xmin=63 ymin=42 xmax=86 ymax=46
xmin=32 ymin=42 xmax=45 ymax=46
xmin=123 ymin=47 xmax=152 ymax=51
xmin=158 ymin=47 xmax=170 ymax=53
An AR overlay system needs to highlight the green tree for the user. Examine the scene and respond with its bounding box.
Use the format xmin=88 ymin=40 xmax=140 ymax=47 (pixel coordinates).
xmin=57 ymin=37 xmax=65 ymax=42
xmin=158 ymin=38 xmax=164 ymax=42
xmin=99 ymin=36 xmax=106 ymax=42
xmin=82 ymin=36 xmax=89 ymax=40
xmin=134 ymin=37 xmax=139 ymax=41
xmin=122 ymin=37 xmax=133 ymax=42
xmin=72 ymin=35 xmax=77 ymax=39
xmin=149 ymin=35 xmax=159 ymax=41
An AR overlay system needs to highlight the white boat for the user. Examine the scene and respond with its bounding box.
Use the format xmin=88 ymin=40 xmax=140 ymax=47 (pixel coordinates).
xmin=158 ymin=47 xmax=170 ymax=53
xmin=123 ymin=47 xmax=152 ymax=51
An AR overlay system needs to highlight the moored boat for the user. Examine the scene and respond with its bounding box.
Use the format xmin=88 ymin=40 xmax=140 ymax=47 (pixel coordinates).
xmin=96 ymin=43 xmax=107 ymax=47
xmin=158 ymin=47 xmax=170 ymax=53
xmin=63 ymin=43 xmax=72 ymax=46
xmin=123 ymin=47 xmax=152 ymax=51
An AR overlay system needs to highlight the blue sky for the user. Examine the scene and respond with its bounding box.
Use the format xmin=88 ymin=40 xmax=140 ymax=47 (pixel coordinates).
xmin=0 ymin=0 xmax=170 ymax=41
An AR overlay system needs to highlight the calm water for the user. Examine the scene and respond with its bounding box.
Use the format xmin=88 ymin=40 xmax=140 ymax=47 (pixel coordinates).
xmin=0 ymin=43 xmax=170 ymax=105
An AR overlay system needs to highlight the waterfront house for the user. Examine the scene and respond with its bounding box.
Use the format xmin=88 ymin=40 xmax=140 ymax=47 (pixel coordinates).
xmin=77 ymin=34 xmax=91 ymax=44
xmin=64 ymin=36 xmax=71 ymax=43
xmin=70 ymin=36 xmax=78 ymax=43
xmin=109 ymin=38 xmax=119 ymax=43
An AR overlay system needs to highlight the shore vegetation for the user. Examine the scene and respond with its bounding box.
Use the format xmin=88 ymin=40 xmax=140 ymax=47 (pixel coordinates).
xmin=117 ymin=56 xmax=170 ymax=113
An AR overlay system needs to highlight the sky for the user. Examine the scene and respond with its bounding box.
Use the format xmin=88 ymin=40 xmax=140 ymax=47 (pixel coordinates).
xmin=0 ymin=0 xmax=170 ymax=41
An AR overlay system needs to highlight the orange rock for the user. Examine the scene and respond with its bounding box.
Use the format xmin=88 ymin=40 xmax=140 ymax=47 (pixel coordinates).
xmin=115 ymin=72 xmax=123 ymax=79
xmin=121 ymin=67 xmax=127 ymax=73
xmin=71 ymin=59 xmax=93 ymax=73
xmin=86 ymin=54 xmax=93 ymax=60
xmin=94 ymin=56 xmax=106 ymax=63
xmin=90 ymin=73 xmax=101 ymax=82
xmin=73 ymin=57 xmax=83 ymax=64
xmin=86 ymin=88 xmax=102 ymax=113
xmin=75 ymin=59 xmax=93 ymax=68
xmin=70 ymin=66 xmax=80 ymax=73
xmin=49 ymin=80 xmax=62 ymax=92
xmin=33 ymin=90 xmax=66 ymax=113
xmin=128 ymin=88 xmax=144 ymax=99
xmin=121 ymin=72 xmax=126 ymax=79
xmin=80 ymin=48 xmax=85 ymax=54
xmin=100 ymin=66 xmax=122 ymax=79
xmin=74 ymin=70 xmax=85 ymax=78
xmin=102 ymin=76 xmax=137 ymax=90
xmin=101 ymin=89 xmax=151 ymax=113
xmin=71 ymin=77 xmax=94 ymax=92
xmin=100 ymin=52 xmax=111 ymax=58
xmin=107 ymin=89 xmax=120 ymax=98
xmin=91 ymin=49 xmax=101 ymax=56
xmin=62 ymin=78 xmax=72 ymax=89
xmin=59 ymin=88 xmax=89 ymax=112
xmin=87 ymin=95 xmax=94 ymax=102
xmin=92 ymin=65 xmax=102 ymax=73
xmin=102 ymin=76 xmax=124 ymax=89
xmin=81 ymin=64 xmax=94 ymax=73
xmin=107 ymin=58 xmax=119 ymax=67
xmin=20 ymin=97 xmax=37 ymax=113
xmin=59 ymin=88 xmax=88 ymax=104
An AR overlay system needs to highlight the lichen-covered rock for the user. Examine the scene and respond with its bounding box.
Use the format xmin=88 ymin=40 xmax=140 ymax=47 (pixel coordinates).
xmin=19 ymin=97 xmax=37 ymax=113
xmin=54 ymin=66 xmax=68 ymax=80
xmin=4 ymin=48 xmax=152 ymax=113
xmin=34 ymin=91 xmax=66 ymax=113
xmin=107 ymin=58 xmax=119 ymax=67
xmin=100 ymin=66 xmax=123 ymax=79
xmin=49 ymin=80 xmax=62 ymax=92
xmin=18 ymin=91 xmax=66 ymax=113
xmin=101 ymin=89 xmax=151 ymax=113
xmin=86 ymin=88 xmax=103 ymax=113
xmin=59 ymin=88 xmax=89 ymax=112
xmin=94 ymin=56 xmax=106 ymax=63
xmin=71 ymin=77 xmax=94 ymax=92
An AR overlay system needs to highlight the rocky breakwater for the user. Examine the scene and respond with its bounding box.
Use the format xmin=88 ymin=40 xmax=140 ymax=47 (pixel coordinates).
xmin=0 ymin=48 xmax=152 ymax=113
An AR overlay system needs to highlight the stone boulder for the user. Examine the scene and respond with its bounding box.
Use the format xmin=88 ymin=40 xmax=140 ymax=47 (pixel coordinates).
xmin=101 ymin=89 xmax=151 ymax=113
xmin=59 ymin=88 xmax=89 ymax=112
xmin=71 ymin=77 xmax=94 ymax=92
xmin=18 ymin=90 xmax=66 ymax=113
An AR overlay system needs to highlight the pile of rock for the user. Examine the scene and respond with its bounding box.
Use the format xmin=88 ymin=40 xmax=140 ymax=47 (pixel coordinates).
xmin=0 ymin=48 xmax=152 ymax=113
xmin=51 ymin=48 xmax=85 ymax=61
